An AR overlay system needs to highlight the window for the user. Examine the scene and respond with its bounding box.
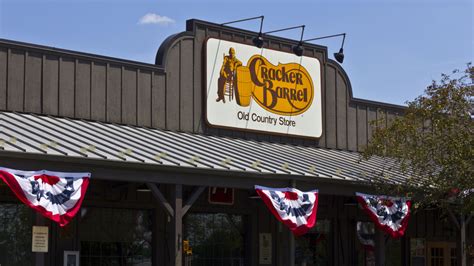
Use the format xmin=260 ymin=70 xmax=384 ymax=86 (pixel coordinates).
xmin=411 ymin=238 xmax=426 ymax=266
xmin=385 ymin=238 xmax=402 ymax=266
xmin=295 ymin=219 xmax=331 ymax=266
xmin=0 ymin=203 xmax=34 ymax=266
xmin=426 ymin=242 xmax=457 ymax=266
xmin=356 ymin=222 xmax=375 ymax=266
xmin=184 ymin=213 xmax=246 ymax=266
xmin=79 ymin=207 xmax=152 ymax=266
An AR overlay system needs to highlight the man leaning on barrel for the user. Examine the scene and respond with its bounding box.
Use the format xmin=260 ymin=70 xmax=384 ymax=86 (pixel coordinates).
xmin=217 ymin=47 xmax=242 ymax=103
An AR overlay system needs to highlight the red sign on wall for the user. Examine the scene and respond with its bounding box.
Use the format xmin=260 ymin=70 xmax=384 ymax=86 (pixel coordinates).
xmin=208 ymin=187 xmax=234 ymax=205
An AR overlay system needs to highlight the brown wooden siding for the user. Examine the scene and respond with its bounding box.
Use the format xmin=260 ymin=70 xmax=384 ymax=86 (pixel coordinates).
xmin=151 ymin=73 xmax=166 ymax=129
xmin=137 ymin=69 xmax=152 ymax=127
xmin=0 ymin=48 xmax=7 ymax=110
xmin=25 ymin=52 xmax=42 ymax=113
xmin=0 ymin=41 xmax=165 ymax=130
xmin=90 ymin=62 xmax=106 ymax=121
xmin=8 ymin=49 xmax=25 ymax=112
xmin=43 ymin=55 xmax=59 ymax=116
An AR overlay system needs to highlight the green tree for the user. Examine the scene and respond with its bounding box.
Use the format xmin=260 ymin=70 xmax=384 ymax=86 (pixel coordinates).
xmin=362 ymin=64 xmax=473 ymax=265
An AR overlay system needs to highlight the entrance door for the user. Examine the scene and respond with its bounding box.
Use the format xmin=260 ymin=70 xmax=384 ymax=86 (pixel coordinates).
xmin=427 ymin=242 xmax=457 ymax=266
xmin=79 ymin=207 xmax=153 ymax=266
xmin=184 ymin=213 xmax=247 ymax=266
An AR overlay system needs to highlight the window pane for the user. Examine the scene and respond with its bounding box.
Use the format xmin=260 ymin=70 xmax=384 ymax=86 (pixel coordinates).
xmin=0 ymin=203 xmax=34 ymax=266
xmin=184 ymin=213 xmax=246 ymax=266
xmin=295 ymin=219 xmax=331 ymax=266
xmin=386 ymin=238 xmax=402 ymax=266
xmin=79 ymin=207 xmax=152 ymax=266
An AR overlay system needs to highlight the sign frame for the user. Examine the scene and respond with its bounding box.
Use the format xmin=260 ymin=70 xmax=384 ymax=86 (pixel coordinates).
xmin=32 ymin=225 xmax=49 ymax=253
xmin=208 ymin=187 xmax=234 ymax=205
xmin=203 ymin=37 xmax=324 ymax=140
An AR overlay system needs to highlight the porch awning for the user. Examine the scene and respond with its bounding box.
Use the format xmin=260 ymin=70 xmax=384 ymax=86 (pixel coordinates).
xmin=0 ymin=111 xmax=406 ymax=184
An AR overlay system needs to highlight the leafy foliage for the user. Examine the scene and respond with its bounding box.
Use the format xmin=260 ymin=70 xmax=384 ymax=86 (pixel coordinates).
xmin=362 ymin=64 xmax=474 ymax=214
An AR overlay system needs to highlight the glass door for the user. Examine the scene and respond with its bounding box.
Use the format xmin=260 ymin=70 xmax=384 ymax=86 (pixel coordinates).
xmin=79 ymin=207 xmax=153 ymax=266
xmin=184 ymin=213 xmax=247 ymax=266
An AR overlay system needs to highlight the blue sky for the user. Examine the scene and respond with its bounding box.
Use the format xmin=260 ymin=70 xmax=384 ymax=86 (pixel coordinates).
xmin=0 ymin=0 xmax=472 ymax=105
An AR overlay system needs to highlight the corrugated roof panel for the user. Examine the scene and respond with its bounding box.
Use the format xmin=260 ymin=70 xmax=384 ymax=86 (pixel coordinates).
xmin=0 ymin=111 xmax=410 ymax=184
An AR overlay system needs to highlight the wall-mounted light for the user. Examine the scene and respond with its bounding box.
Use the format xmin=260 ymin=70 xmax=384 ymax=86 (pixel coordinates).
xmin=221 ymin=18 xmax=306 ymax=56
xmin=222 ymin=16 xmax=265 ymax=48
xmin=253 ymin=16 xmax=265 ymax=48
xmin=304 ymin=33 xmax=346 ymax=63
xmin=263 ymin=25 xmax=306 ymax=56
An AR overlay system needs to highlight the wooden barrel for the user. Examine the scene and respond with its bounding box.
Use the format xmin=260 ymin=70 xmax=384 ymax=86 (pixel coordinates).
xmin=235 ymin=66 xmax=252 ymax=107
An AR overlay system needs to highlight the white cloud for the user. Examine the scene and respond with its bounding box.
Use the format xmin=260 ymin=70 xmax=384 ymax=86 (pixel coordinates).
xmin=138 ymin=13 xmax=175 ymax=26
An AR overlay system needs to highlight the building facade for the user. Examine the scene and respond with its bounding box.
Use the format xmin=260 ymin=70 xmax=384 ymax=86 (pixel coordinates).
xmin=0 ymin=19 xmax=472 ymax=266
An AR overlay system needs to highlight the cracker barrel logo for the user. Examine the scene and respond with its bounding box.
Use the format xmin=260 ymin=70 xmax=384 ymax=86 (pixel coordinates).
xmin=215 ymin=48 xmax=314 ymax=116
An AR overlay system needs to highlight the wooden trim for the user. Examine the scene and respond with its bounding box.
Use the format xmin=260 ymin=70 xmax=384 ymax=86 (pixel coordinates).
xmin=0 ymin=38 xmax=164 ymax=73
xmin=0 ymin=151 xmax=376 ymax=195
xmin=182 ymin=186 xmax=205 ymax=216
xmin=147 ymin=183 xmax=174 ymax=217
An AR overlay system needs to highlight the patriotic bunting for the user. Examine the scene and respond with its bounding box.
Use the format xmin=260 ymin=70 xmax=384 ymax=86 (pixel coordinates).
xmin=356 ymin=192 xmax=411 ymax=238
xmin=0 ymin=167 xmax=91 ymax=227
xmin=255 ymin=185 xmax=318 ymax=236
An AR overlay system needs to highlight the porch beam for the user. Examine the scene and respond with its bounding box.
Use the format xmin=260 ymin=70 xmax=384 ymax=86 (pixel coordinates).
xmin=182 ymin=186 xmax=206 ymax=217
xmin=288 ymin=179 xmax=296 ymax=266
xmin=460 ymin=215 xmax=467 ymax=266
xmin=447 ymin=208 xmax=460 ymax=229
xmin=147 ymin=183 xmax=174 ymax=217
xmin=466 ymin=214 xmax=472 ymax=225
xmin=35 ymin=214 xmax=47 ymax=266
xmin=0 ymin=152 xmax=377 ymax=196
xmin=170 ymin=184 xmax=183 ymax=266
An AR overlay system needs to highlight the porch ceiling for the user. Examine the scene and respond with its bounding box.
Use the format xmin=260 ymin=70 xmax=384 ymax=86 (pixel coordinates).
xmin=0 ymin=111 xmax=407 ymax=184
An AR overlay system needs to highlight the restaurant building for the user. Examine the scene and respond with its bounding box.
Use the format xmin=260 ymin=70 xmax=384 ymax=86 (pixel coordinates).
xmin=0 ymin=19 xmax=472 ymax=266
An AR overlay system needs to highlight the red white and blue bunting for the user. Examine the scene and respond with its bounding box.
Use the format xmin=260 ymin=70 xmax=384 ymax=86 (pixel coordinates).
xmin=255 ymin=185 xmax=319 ymax=236
xmin=0 ymin=167 xmax=91 ymax=227
xmin=356 ymin=192 xmax=411 ymax=238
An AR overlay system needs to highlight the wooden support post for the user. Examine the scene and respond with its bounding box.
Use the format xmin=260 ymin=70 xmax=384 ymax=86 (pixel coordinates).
xmin=449 ymin=209 xmax=472 ymax=266
xmin=35 ymin=213 xmax=46 ymax=266
xmin=148 ymin=183 xmax=205 ymax=266
xmin=153 ymin=204 xmax=167 ymax=266
xmin=375 ymin=228 xmax=385 ymax=266
xmin=288 ymin=179 xmax=296 ymax=266
xmin=460 ymin=216 xmax=466 ymax=266
xmin=170 ymin=184 xmax=183 ymax=266
xmin=459 ymin=214 xmax=471 ymax=266
xmin=289 ymin=232 xmax=295 ymax=266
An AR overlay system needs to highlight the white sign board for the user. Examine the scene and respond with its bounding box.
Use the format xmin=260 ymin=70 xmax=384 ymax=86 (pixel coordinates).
xmin=259 ymin=233 xmax=272 ymax=264
xmin=32 ymin=226 xmax=48 ymax=253
xmin=206 ymin=38 xmax=322 ymax=138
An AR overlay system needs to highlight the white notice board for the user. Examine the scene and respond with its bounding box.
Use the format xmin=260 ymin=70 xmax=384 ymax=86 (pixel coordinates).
xmin=32 ymin=226 xmax=48 ymax=253
xmin=259 ymin=233 xmax=272 ymax=264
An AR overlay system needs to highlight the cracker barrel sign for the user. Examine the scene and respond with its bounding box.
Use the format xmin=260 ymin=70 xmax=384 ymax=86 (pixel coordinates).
xmin=206 ymin=38 xmax=322 ymax=138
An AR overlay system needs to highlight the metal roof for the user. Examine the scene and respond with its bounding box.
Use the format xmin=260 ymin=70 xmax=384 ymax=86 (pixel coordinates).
xmin=0 ymin=111 xmax=407 ymax=184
